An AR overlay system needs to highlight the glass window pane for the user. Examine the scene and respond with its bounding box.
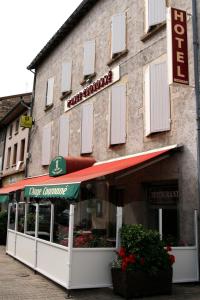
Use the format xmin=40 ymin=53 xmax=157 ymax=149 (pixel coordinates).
xmin=9 ymin=204 xmax=16 ymax=230
xmin=26 ymin=203 xmax=36 ymax=236
xmin=17 ymin=203 xmax=25 ymax=233
xmin=73 ymin=182 xmax=116 ymax=248
xmin=53 ymin=200 xmax=70 ymax=247
xmin=38 ymin=203 xmax=51 ymax=241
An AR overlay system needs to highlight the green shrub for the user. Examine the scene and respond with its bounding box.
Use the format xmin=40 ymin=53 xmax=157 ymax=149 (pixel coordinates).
xmin=0 ymin=211 xmax=8 ymax=245
xmin=112 ymin=224 xmax=175 ymax=274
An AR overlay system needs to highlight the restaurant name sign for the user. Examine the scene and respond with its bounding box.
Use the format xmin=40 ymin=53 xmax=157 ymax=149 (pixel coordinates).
xmin=64 ymin=66 xmax=120 ymax=112
xmin=168 ymin=7 xmax=189 ymax=85
xmin=24 ymin=183 xmax=80 ymax=200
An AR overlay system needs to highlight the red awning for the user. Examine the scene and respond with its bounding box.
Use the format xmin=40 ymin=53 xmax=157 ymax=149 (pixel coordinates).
xmin=0 ymin=175 xmax=52 ymax=194
xmin=28 ymin=145 xmax=179 ymax=187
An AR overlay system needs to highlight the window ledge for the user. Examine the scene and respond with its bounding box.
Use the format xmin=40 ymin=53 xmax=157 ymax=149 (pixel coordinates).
xmin=44 ymin=104 xmax=53 ymax=112
xmin=8 ymin=136 xmax=12 ymax=140
xmin=141 ymin=22 xmax=166 ymax=42
xmin=107 ymin=49 xmax=128 ymax=67
xmin=14 ymin=131 xmax=19 ymax=135
xmin=60 ymin=90 xmax=72 ymax=101
xmin=80 ymin=73 xmax=96 ymax=86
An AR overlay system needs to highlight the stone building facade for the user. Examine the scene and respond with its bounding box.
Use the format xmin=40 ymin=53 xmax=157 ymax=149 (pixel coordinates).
xmin=27 ymin=0 xmax=198 ymax=246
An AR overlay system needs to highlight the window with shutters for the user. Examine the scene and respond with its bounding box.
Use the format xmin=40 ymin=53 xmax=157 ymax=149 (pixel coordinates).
xmin=110 ymin=84 xmax=126 ymax=145
xmin=145 ymin=0 xmax=166 ymax=33
xmin=81 ymin=103 xmax=93 ymax=154
xmin=61 ymin=61 xmax=72 ymax=96
xmin=59 ymin=115 xmax=69 ymax=157
xmin=45 ymin=77 xmax=54 ymax=108
xmin=6 ymin=147 xmax=11 ymax=169
xmin=83 ymin=40 xmax=96 ymax=79
xmin=111 ymin=13 xmax=126 ymax=58
xmin=42 ymin=123 xmax=52 ymax=166
xmin=12 ymin=143 xmax=17 ymax=166
xmin=144 ymin=58 xmax=170 ymax=136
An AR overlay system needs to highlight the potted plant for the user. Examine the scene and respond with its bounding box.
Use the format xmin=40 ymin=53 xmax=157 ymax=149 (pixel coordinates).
xmin=111 ymin=224 xmax=175 ymax=298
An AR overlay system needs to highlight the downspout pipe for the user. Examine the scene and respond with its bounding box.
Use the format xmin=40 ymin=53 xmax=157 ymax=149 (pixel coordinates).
xmin=25 ymin=70 xmax=36 ymax=178
xmin=192 ymin=0 xmax=200 ymax=211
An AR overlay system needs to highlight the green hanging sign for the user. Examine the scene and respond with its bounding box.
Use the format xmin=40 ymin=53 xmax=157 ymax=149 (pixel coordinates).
xmin=49 ymin=156 xmax=66 ymax=177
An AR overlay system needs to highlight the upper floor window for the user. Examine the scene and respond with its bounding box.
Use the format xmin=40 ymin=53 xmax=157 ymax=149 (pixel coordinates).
xmin=145 ymin=0 xmax=166 ymax=33
xmin=6 ymin=147 xmax=11 ymax=169
xmin=83 ymin=40 xmax=96 ymax=78
xmin=45 ymin=77 xmax=54 ymax=108
xmin=61 ymin=61 xmax=72 ymax=95
xmin=15 ymin=119 xmax=19 ymax=134
xmin=20 ymin=139 xmax=25 ymax=162
xmin=9 ymin=124 xmax=13 ymax=138
xmin=144 ymin=57 xmax=170 ymax=136
xmin=81 ymin=103 xmax=93 ymax=154
xmin=111 ymin=12 xmax=126 ymax=58
xmin=59 ymin=114 xmax=69 ymax=157
xmin=13 ymin=143 xmax=18 ymax=166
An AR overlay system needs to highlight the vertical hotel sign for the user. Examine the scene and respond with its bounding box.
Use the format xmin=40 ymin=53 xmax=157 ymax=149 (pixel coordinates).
xmin=167 ymin=7 xmax=189 ymax=85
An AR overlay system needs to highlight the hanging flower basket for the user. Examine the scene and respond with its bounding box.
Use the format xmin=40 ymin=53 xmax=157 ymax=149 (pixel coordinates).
xmin=111 ymin=224 xmax=175 ymax=298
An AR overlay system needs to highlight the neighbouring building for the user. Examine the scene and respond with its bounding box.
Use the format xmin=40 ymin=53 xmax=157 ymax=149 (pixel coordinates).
xmin=2 ymin=0 xmax=200 ymax=290
xmin=0 ymin=93 xmax=32 ymax=208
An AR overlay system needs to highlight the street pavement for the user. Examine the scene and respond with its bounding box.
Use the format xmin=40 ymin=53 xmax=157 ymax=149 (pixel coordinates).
xmin=0 ymin=246 xmax=200 ymax=300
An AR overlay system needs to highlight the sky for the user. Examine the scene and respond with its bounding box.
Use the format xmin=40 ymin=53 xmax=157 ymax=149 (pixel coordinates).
xmin=0 ymin=0 xmax=82 ymax=97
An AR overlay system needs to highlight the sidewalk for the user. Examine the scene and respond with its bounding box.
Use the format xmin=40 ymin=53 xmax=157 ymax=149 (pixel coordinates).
xmin=0 ymin=246 xmax=200 ymax=300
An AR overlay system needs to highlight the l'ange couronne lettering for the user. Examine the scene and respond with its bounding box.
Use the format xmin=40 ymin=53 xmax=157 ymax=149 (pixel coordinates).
xmin=29 ymin=186 xmax=68 ymax=196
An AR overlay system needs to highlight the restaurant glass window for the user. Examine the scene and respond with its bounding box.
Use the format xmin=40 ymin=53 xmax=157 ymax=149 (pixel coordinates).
xmin=38 ymin=203 xmax=51 ymax=241
xmin=9 ymin=204 xmax=16 ymax=230
xmin=17 ymin=203 xmax=25 ymax=233
xmin=147 ymin=181 xmax=179 ymax=246
xmin=53 ymin=200 xmax=70 ymax=247
xmin=26 ymin=203 xmax=36 ymax=236
xmin=73 ymin=182 xmax=116 ymax=248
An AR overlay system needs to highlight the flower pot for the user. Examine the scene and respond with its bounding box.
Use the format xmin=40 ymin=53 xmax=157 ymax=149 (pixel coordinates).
xmin=111 ymin=267 xmax=172 ymax=299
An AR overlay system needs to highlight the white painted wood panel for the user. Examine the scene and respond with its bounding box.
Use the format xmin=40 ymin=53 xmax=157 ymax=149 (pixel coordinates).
xmin=111 ymin=13 xmax=126 ymax=56
xmin=46 ymin=77 xmax=54 ymax=106
xmin=61 ymin=61 xmax=72 ymax=93
xmin=83 ymin=40 xmax=95 ymax=76
xmin=59 ymin=115 xmax=69 ymax=157
xmin=81 ymin=103 xmax=93 ymax=154
xmin=110 ymin=85 xmax=126 ymax=145
xmin=42 ymin=123 xmax=52 ymax=165
xmin=146 ymin=0 xmax=166 ymax=31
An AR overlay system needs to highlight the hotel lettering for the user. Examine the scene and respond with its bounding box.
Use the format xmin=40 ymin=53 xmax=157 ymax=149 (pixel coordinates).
xmin=171 ymin=8 xmax=189 ymax=84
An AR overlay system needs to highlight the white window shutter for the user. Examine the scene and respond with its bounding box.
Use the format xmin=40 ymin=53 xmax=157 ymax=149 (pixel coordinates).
xmin=111 ymin=13 xmax=126 ymax=56
xmin=42 ymin=123 xmax=52 ymax=165
xmin=83 ymin=40 xmax=95 ymax=76
xmin=146 ymin=0 xmax=166 ymax=31
xmin=46 ymin=77 xmax=54 ymax=106
xmin=145 ymin=61 xmax=170 ymax=136
xmin=61 ymin=61 xmax=72 ymax=93
xmin=59 ymin=115 xmax=69 ymax=157
xmin=81 ymin=103 xmax=93 ymax=154
xmin=110 ymin=85 xmax=126 ymax=145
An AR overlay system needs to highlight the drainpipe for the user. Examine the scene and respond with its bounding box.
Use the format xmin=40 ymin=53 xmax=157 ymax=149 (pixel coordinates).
xmin=25 ymin=70 xmax=36 ymax=178
xmin=192 ymin=0 xmax=200 ymax=210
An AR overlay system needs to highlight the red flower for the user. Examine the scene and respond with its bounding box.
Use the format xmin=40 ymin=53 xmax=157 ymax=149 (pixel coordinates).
xmin=169 ymin=254 xmax=175 ymax=265
xmin=140 ymin=257 xmax=145 ymax=265
xmin=166 ymin=245 xmax=172 ymax=252
xmin=127 ymin=254 xmax=136 ymax=263
xmin=118 ymin=247 xmax=126 ymax=258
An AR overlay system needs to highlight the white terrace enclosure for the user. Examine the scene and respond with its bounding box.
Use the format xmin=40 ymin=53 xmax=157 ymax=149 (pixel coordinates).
xmin=6 ymin=202 xmax=199 ymax=290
